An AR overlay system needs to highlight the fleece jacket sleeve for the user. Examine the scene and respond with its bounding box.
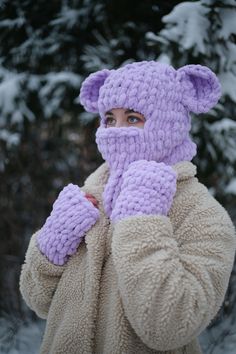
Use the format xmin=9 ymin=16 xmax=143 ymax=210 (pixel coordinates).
xmin=19 ymin=233 xmax=66 ymax=319
xmin=111 ymin=180 xmax=236 ymax=351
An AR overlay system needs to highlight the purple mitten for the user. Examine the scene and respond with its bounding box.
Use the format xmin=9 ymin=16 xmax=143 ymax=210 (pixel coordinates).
xmin=110 ymin=160 xmax=177 ymax=223
xmin=37 ymin=184 xmax=100 ymax=265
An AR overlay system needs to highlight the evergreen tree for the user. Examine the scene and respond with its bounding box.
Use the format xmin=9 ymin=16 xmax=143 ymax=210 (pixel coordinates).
xmin=3 ymin=1 xmax=235 ymax=352
xmin=145 ymin=0 xmax=236 ymax=211
xmin=0 ymin=0 xmax=107 ymax=323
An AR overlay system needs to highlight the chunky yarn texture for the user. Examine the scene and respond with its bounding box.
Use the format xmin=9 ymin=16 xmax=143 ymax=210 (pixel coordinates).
xmin=95 ymin=124 xmax=191 ymax=217
xmin=110 ymin=160 xmax=177 ymax=222
xmin=37 ymin=184 xmax=99 ymax=265
xmin=80 ymin=61 xmax=221 ymax=217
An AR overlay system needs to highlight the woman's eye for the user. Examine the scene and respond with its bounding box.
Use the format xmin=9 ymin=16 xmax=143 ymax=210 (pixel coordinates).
xmin=128 ymin=116 xmax=141 ymax=123
xmin=105 ymin=117 xmax=115 ymax=125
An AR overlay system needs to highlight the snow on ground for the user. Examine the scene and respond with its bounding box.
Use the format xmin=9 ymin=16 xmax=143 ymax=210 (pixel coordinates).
xmin=199 ymin=315 xmax=236 ymax=354
xmin=0 ymin=318 xmax=45 ymax=354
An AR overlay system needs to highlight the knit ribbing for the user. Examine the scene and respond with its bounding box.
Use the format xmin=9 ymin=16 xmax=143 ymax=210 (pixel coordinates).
xmin=95 ymin=126 xmax=196 ymax=217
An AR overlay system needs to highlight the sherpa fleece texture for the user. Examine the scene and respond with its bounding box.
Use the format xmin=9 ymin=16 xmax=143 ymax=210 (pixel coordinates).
xmin=19 ymin=161 xmax=236 ymax=354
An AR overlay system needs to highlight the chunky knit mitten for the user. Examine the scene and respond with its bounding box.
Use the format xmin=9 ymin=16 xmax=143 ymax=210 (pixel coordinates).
xmin=110 ymin=160 xmax=177 ymax=223
xmin=37 ymin=184 xmax=100 ymax=265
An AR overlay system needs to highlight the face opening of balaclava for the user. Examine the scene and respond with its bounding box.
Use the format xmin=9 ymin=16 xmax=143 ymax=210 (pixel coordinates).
xmin=79 ymin=61 xmax=221 ymax=218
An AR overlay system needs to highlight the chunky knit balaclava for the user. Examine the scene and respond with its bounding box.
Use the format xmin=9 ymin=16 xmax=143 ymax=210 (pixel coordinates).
xmin=79 ymin=61 xmax=221 ymax=217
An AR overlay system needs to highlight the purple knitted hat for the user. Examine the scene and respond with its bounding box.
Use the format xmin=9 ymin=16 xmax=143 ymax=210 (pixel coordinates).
xmin=79 ymin=61 xmax=221 ymax=216
xmin=80 ymin=61 xmax=221 ymax=163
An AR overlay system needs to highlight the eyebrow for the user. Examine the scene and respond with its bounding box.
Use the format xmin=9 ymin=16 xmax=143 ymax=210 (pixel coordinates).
xmin=105 ymin=109 xmax=139 ymax=115
xmin=105 ymin=111 xmax=113 ymax=115
xmin=125 ymin=109 xmax=137 ymax=114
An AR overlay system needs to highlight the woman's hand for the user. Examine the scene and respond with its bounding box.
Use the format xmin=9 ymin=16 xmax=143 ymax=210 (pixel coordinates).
xmin=85 ymin=193 xmax=99 ymax=208
xmin=37 ymin=184 xmax=100 ymax=265
xmin=111 ymin=160 xmax=177 ymax=223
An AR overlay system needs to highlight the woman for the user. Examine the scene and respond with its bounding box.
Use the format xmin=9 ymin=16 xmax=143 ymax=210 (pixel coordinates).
xmin=20 ymin=61 xmax=236 ymax=354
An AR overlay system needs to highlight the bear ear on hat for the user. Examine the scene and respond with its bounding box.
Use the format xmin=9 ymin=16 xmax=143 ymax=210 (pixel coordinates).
xmin=177 ymin=65 xmax=221 ymax=114
xmin=79 ymin=69 xmax=110 ymax=113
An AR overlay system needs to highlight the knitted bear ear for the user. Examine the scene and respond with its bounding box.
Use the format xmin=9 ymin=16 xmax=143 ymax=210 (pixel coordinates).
xmin=177 ymin=65 xmax=221 ymax=114
xmin=79 ymin=69 xmax=110 ymax=113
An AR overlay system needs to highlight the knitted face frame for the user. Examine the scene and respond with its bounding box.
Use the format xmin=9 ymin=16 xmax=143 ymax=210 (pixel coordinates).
xmin=79 ymin=60 xmax=221 ymax=166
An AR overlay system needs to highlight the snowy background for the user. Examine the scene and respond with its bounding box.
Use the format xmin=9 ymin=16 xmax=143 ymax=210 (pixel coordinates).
xmin=0 ymin=0 xmax=236 ymax=353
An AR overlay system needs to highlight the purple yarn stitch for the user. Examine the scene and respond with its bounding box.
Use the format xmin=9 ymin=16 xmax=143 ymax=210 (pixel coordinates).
xmin=79 ymin=61 xmax=221 ymax=217
xmin=95 ymin=126 xmax=190 ymax=218
xmin=37 ymin=184 xmax=100 ymax=265
xmin=110 ymin=160 xmax=177 ymax=222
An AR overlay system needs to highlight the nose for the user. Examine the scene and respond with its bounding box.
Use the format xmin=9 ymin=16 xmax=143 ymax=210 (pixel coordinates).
xmin=116 ymin=121 xmax=127 ymax=128
xmin=115 ymin=116 xmax=128 ymax=128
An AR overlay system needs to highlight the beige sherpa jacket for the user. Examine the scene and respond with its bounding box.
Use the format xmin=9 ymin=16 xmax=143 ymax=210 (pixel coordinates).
xmin=20 ymin=161 xmax=236 ymax=354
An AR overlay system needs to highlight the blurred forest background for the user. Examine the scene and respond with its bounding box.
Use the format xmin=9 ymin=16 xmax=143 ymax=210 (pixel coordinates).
xmin=0 ymin=0 xmax=236 ymax=353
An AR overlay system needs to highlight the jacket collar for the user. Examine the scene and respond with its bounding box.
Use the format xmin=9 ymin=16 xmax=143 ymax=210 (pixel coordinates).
xmin=84 ymin=160 xmax=196 ymax=189
xmin=81 ymin=160 xmax=197 ymax=219
xmin=172 ymin=161 xmax=197 ymax=181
